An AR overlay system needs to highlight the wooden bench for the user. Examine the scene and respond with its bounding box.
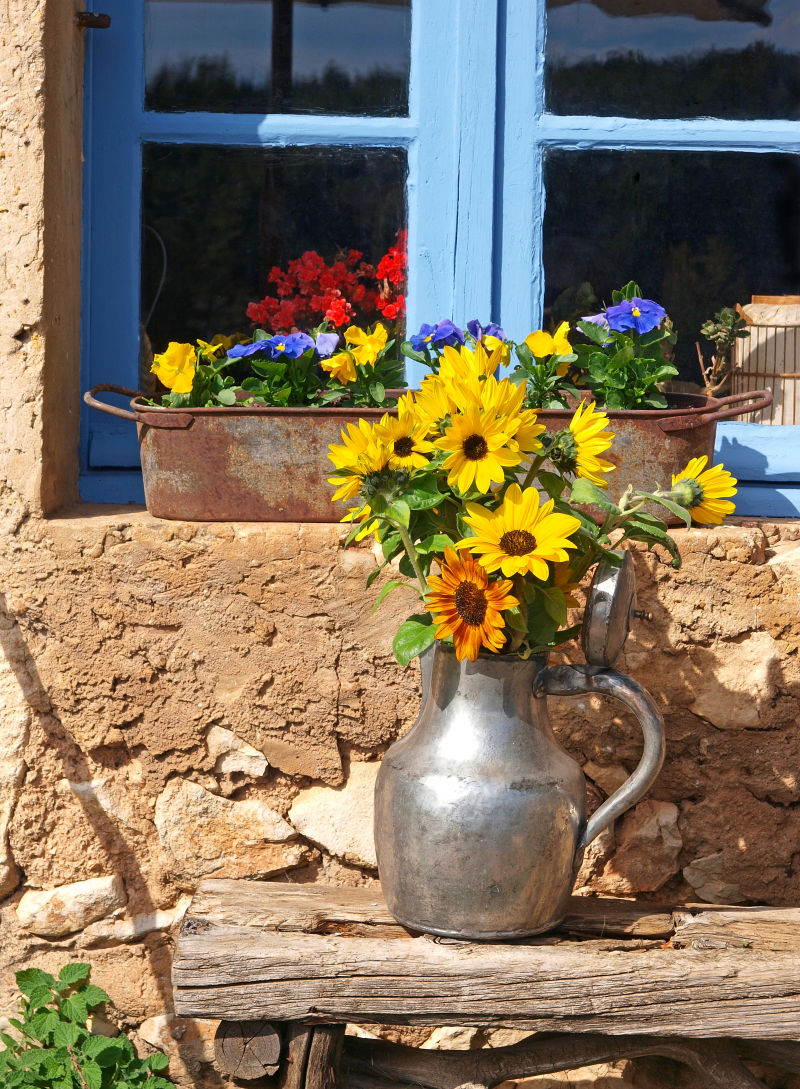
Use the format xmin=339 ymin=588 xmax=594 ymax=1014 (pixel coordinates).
xmin=172 ymin=879 xmax=800 ymax=1089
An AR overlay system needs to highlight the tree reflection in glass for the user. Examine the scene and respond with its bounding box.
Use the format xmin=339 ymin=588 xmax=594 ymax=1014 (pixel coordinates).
xmin=545 ymin=0 xmax=800 ymax=119
xmin=145 ymin=0 xmax=411 ymax=116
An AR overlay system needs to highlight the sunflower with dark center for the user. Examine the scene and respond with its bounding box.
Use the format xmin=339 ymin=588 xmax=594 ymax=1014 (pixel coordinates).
xmin=457 ymin=482 xmax=581 ymax=578
xmin=548 ymin=400 xmax=615 ymax=488
xmin=425 ymin=547 xmax=519 ymax=662
xmin=437 ymin=405 xmax=523 ymax=494
xmin=375 ymin=410 xmax=435 ymax=470
xmin=670 ymin=456 xmax=737 ymax=524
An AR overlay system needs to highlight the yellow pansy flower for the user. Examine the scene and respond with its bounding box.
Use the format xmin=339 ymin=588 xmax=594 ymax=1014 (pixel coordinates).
xmin=524 ymin=321 xmax=572 ymax=359
xmin=151 ymin=342 xmax=196 ymax=394
xmin=321 ymin=351 xmax=357 ymax=385
xmin=345 ymin=323 xmax=388 ymax=367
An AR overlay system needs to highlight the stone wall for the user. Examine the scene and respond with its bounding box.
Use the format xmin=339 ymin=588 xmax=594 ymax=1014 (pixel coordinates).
xmin=0 ymin=511 xmax=799 ymax=1087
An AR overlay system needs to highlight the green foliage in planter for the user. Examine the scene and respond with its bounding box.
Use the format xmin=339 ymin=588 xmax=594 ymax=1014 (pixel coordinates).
xmin=0 ymin=963 xmax=176 ymax=1089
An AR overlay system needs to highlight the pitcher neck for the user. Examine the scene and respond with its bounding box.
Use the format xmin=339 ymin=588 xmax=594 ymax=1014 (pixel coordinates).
xmin=424 ymin=643 xmax=549 ymax=719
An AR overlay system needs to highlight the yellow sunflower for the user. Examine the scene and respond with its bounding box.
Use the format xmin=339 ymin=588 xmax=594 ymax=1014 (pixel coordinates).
xmin=412 ymin=374 xmax=458 ymax=433
xmin=437 ymin=406 xmax=523 ymax=494
xmin=151 ymin=342 xmax=196 ymax=394
xmin=345 ymin=323 xmax=388 ymax=366
xmin=457 ymin=483 xmax=581 ymax=579
xmin=510 ymin=408 xmax=546 ymax=458
xmin=425 ymin=547 xmax=519 ymax=662
xmin=327 ymin=420 xmax=384 ymax=501
xmin=321 ymin=351 xmax=357 ymax=385
xmin=671 ymin=456 xmax=737 ymax=525
xmin=374 ymin=409 xmax=435 ymax=470
xmin=569 ymin=400 xmax=616 ymax=488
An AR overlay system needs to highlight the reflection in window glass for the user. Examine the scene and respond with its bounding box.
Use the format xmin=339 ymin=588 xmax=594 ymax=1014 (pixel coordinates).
xmin=145 ymin=0 xmax=411 ymax=115
xmin=545 ymin=0 xmax=800 ymax=119
xmin=542 ymin=150 xmax=800 ymax=380
xmin=141 ymin=144 xmax=407 ymax=352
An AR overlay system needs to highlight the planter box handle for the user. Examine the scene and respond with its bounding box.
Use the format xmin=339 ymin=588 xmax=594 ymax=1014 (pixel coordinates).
xmin=658 ymin=388 xmax=773 ymax=433
xmin=83 ymin=384 xmax=193 ymax=429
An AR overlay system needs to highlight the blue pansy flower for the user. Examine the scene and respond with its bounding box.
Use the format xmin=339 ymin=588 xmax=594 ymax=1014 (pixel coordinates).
xmin=409 ymin=323 xmax=438 ymax=351
xmin=315 ymin=331 xmax=340 ymax=359
xmin=431 ymin=319 xmax=465 ymax=347
xmin=227 ymin=339 xmax=271 ymax=359
xmin=267 ymin=332 xmax=314 ymax=359
xmin=604 ymin=298 xmax=666 ymax=335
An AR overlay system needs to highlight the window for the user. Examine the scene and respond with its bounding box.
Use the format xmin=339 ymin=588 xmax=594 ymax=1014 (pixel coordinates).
xmin=82 ymin=0 xmax=800 ymax=513
xmin=81 ymin=0 xmax=499 ymax=501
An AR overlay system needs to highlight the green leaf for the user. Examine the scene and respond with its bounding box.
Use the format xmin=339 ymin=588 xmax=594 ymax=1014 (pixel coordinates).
xmin=623 ymin=519 xmax=682 ymax=568
xmin=26 ymin=984 xmax=55 ymax=1010
xmin=213 ymin=386 xmax=237 ymax=406
xmin=402 ymin=481 xmax=442 ymax=511
xmin=637 ymin=493 xmax=691 ymax=528
xmin=24 ymin=1010 xmax=59 ymax=1043
xmin=53 ymin=1022 xmax=82 ymax=1049
xmin=368 ymin=381 xmax=386 ymax=404
xmin=541 ymin=587 xmax=568 ymax=627
xmin=536 ymin=470 xmax=566 ymax=497
xmin=82 ymin=1060 xmax=103 ymax=1089
xmin=400 ymin=341 xmax=428 ymax=363
xmin=385 ymin=499 xmax=410 ymax=528
xmin=15 ymin=970 xmax=56 ymax=998
xmin=60 ymin=995 xmax=89 ymax=1024
xmin=393 ymin=615 xmax=436 ymax=668
xmin=569 ymin=477 xmax=621 ymax=515
xmin=147 ymin=1053 xmax=170 ymax=1072
xmin=576 ymin=319 xmax=611 ymax=346
xmin=58 ymin=964 xmax=91 ymax=988
xmin=75 ymin=985 xmax=110 ymax=1010
xmin=416 ymin=533 xmax=455 ymax=554
xmin=372 ymin=579 xmax=419 ymax=612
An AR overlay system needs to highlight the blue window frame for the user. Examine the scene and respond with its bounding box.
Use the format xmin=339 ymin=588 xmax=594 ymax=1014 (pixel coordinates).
xmin=82 ymin=0 xmax=800 ymax=513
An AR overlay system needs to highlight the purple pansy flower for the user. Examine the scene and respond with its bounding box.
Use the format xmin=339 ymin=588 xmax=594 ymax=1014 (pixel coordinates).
xmin=604 ymin=297 xmax=666 ymax=335
xmin=227 ymin=339 xmax=272 ymax=359
xmin=409 ymin=323 xmax=438 ymax=351
xmin=467 ymin=319 xmax=507 ymax=343
xmin=431 ymin=319 xmax=465 ymax=347
xmin=315 ymin=331 xmax=340 ymax=359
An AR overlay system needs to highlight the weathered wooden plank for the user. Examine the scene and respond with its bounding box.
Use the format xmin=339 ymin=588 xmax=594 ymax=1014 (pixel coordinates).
xmin=186 ymin=880 xmax=675 ymax=941
xmin=306 ymin=1026 xmax=345 ymax=1089
xmin=673 ymin=908 xmax=800 ymax=952
xmin=172 ymin=927 xmax=800 ymax=1039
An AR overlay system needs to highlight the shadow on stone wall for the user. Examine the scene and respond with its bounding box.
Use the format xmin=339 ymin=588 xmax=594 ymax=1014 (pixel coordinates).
xmin=0 ymin=590 xmax=226 ymax=1087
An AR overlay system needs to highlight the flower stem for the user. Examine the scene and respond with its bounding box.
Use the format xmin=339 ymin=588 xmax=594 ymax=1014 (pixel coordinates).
xmin=521 ymin=454 xmax=546 ymax=490
xmin=386 ymin=517 xmax=427 ymax=595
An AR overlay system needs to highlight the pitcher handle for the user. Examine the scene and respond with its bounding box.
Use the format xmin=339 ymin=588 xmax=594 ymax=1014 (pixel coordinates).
xmin=533 ymin=664 xmax=665 ymax=852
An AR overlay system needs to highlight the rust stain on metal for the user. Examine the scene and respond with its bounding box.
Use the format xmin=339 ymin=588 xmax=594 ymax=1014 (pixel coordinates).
xmin=136 ymin=402 xmax=389 ymax=522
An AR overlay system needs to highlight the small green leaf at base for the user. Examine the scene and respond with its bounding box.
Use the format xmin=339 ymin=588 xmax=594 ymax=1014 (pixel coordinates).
xmin=393 ymin=614 xmax=436 ymax=667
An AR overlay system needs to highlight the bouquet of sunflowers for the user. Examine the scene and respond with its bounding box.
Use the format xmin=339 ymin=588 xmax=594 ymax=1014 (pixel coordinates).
xmin=328 ymin=327 xmax=737 ymax=666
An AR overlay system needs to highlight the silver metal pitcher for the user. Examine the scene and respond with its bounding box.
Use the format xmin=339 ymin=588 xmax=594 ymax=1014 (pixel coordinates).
xmin=374 ymin=643 xmax=665 ymax=939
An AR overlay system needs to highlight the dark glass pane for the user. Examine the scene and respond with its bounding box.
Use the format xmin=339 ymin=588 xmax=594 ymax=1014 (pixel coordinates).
xmin=145 ymin=0 xmax=411 ymax=116
xmin=542 ymin=150 xmax=800 ymax=381
xmin=545 ymin=0 xmax=800 ymax=119
xmin=141 ymin=144 xmax=407 ymax=353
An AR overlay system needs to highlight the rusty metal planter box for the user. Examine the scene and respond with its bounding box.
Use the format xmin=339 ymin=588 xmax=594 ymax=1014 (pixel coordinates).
xmin=84 ymin=386 xmax=387 ymax=522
